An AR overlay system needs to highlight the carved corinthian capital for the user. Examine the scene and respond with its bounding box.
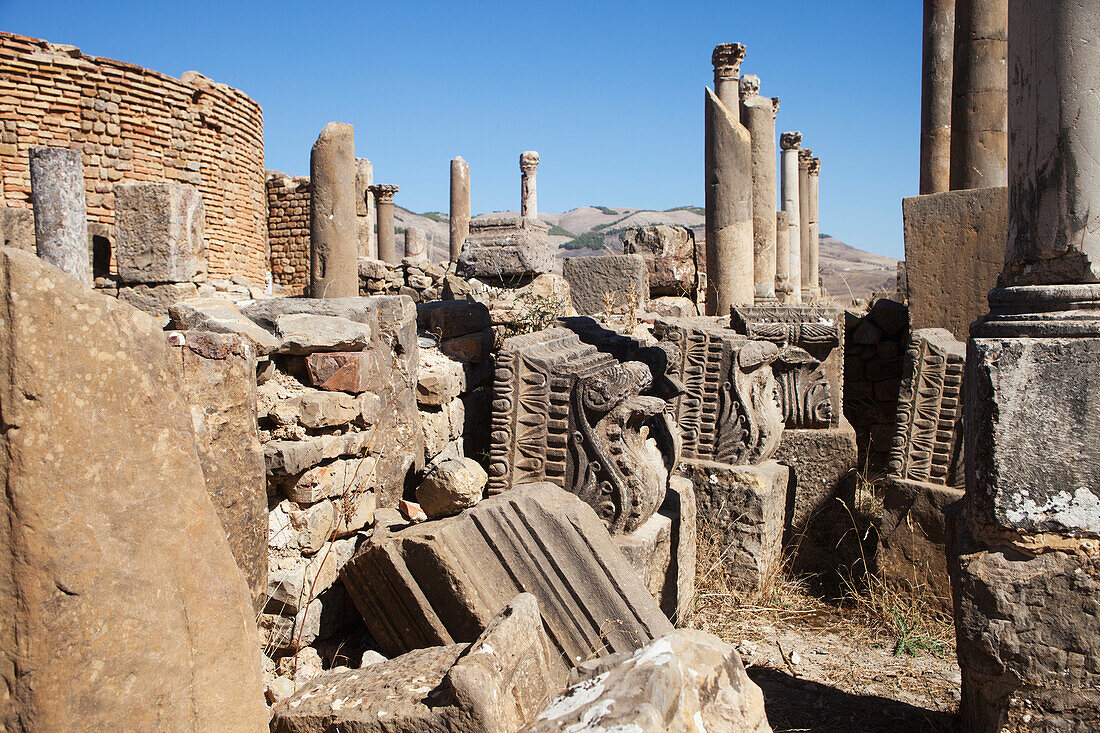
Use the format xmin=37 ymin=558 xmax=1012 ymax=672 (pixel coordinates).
xmin=712 ymin=43 xmax=746 ymax=80
xmin=780 ymin=131 xmax=802 ymax=150
xmin=739 ymin=73 xmax=761 ymax=98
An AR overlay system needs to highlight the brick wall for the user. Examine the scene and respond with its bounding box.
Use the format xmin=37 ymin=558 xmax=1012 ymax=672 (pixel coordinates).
xmin=266 ymin=171 xmax=310 ymax=296
xmin=0 ymin=31 xmax=268 ymax=283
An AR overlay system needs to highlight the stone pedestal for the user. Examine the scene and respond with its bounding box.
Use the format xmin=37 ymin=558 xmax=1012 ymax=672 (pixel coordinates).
xmin=449 ymin=156 xmax=470 ymax=261
xmin=739 ymin=74 xmax=778 ymax=302
xmin=369 ymin=184 xmax=399 ymax=266
xmin=115 ymin=182 xmax=205 ymax=284
xmin=679 ymin=459 xmax=788 ymax=596
xmin=780 ymin=132 xmax=802 ymax=303
xmin=29 ymin=146 xmax=90 ymax=284
xmin=921 ymin=0 xmax=955 ymax=194
xmin=949 ymin=0 xmax=1007 ymax=190
xmin=310 ymin=122 xmax=358 ymax=298
xmin=773 ymin=422 xmax=857 ymax=534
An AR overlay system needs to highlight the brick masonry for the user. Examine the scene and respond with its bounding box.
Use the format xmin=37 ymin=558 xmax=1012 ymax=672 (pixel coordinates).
xmin=0 ymin=31 xmax=267 ymax=283
xmin=266 ymin=171 xmax=310 ymax=295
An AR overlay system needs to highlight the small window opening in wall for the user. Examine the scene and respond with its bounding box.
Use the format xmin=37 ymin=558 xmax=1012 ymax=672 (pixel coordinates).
xmin=92 ymin=235 xmax=111 ymax=280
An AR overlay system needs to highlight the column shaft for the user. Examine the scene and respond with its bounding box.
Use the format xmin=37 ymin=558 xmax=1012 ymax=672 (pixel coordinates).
xmin=798 ymin=148 xmax=813 ymax=300
xmin=450 ymin=157 xmax=470 ymax=261
xmin=780 ymin=133 xmax=803 ymax=303
xmin=740 ymin=75 xmax=778 ymax=301
xmin=29 ymin=147 xmax=90 ymax=284
xmin=309 ymin=122 xmax=358 ymax=298
xmin=949 ymin=0 xmax=1007 ymax=190
xmin=920 ymin=0 xmax=955 ymax=193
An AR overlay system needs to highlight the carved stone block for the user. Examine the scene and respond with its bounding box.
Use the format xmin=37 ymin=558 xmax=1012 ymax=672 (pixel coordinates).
xmin=339 ymin=482 xmax=674 ymax=673
xmin=562 ymin=254 xmax=648 ymax=315
xmin=456 ymin=217 xmax=553 ymax=278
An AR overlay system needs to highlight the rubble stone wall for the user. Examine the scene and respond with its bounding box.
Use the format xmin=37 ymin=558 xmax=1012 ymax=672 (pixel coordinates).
xmin=266 ymin=172 xmax=311 ymax=295
xmin=0 ymin=31 xmax=267 ymax=282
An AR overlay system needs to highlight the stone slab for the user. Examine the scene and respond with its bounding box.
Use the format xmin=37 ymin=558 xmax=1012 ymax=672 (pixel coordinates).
xmin=340 ymin=482 xmax=674 ymax=673
xmin=457 ymin=217 xmax=553 ymax=278
xmin=902 ymin=187 xmax=1007 ymax=340
xmin=115 ymin=182 xmax=205 ymax=284
xmin=118 ymin=282 xmax=198 ymax=325
xmin=773 ymin=422 xmax=858 ymax=533
xmin=562 ymin=254 xmax=649 ymax=315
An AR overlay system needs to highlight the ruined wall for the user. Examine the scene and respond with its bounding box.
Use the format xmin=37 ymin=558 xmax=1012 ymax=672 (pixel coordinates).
xmin=266 ymin=171 xmax=310 ymax=295
xmin=0 ymin=31 xmax=267 ymax=283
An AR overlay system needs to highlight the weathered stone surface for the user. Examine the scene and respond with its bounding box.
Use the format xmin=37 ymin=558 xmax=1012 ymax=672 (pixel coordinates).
xmin=879 ymin=476 xmax=961 ymax=613
xmin=370 ymin=183 xmax=400 ymax=265
xmin=118 ymin=282 xmax=198 ymax=324
xmin=621 ymin=225 xmax=698 ymax=298
xmin=441 ymin=329 xmax=493 ymax=364
xmin=305 ymin=351 xmax=371 ymax=393
xmin=29 ymin=147 xmax=91 ymax=284
xmin=0 ymin=206 xmax=34 ymax=251
xmin=271 ymin=594 xmax=563 ymax=733
xmin=902 ymin=188 xmax=1007 ymax=340
xmin=417 ymin=348 xmax=466 ymax=406
xmin=418 ymin=299 xmax=492 ymax=340
xmin=269 ymin=391 xmax=362 ymax=430
xmin=416 ymin=457 xmax=486 ymax=519
xmin=773 ymin=423 xmax=858 ymax=532
xmin=0 ymin=247 xmax=266 ymax=731
xmin=274 ymin=312 xmax=372 ymax=354
xmin=404 ymin=226 xmax=427 ymax=261
xmin=280 ymin=456 xmax=376 ymax=504
xmin=562 ymin=254 xmax=648 ymax=315
xmin=457 ymin=217 xmax=553 ymax=278
xmin=450 ymin=156 xmax=470 ymax=261
xmin=264 ymin=432 xmax=374 ymax=476
xmin=680 ymin=459 xmax=787 ymax=594
xmin=705 ymin=86 xmax=754 ymax=312
xmin=947 ymin=510 xmax=1100 ymax=732
xmin=740 ymin=75 xmax=779 ymax=301
xmin=169 ymin=297 xmax=280 ymax=354
xmin=780 ymin=132 xmax=803 ymax=302
xmin=341 ymin=483 xmax=674 ymax=670
xmin=525 ymin=629 xmax=771 ymax=733
xmin=115 ymin=182 xmax=204 ymax=284
xmin=966 ymin=334 xmax=1100 ymax=536
xmin=310 ymin=122 xmax=358 ymax=299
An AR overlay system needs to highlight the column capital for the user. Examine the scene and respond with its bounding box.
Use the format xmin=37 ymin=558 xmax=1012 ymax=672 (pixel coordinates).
xmin=780 ymin=131 xmax=802 ymax=150
xmin=809 ymin=157 xmax=821 ymax=175
xmin=711 ymin=43 xmax=746 ymax=81
xmin=798 ymin=148 xmax=814 ymax=165
xmin=520 ymin=150 xmax=540 ymax=171
xmin=368 ymin=184 xmax=399 ymax=202
xmin=771 ymin=97 xmax=781 ymax=116
xmin=738 ymin=74 xmax=760 ymax=98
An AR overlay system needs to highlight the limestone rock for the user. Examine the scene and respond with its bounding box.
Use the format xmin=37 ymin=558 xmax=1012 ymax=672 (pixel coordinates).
xmin=280 ymin=456 xmax=376 ymax=504
xmin=264 ymin=432 xmax=372 ymax=476
xmin=524 ymin=629 xmax=771 ymax=732
xmin=417 ymin=348 xmax=466 ymax=406
xmin=115 ymin=182 xmax=205 ymax=284
xmin=169 ymin=297 xmax=280 ymax=354
xmin=274 ymin=312 xmax=372 ymax=354
xmin=0 ymin=206 xmax=34 ymax=251
xmin=562 ymin=254 xmax=649 ymax=315
xmin=441 ymin=329 xmax=494 ymax=363
xmin=621 ymin=224 xmax=699 ymax=297
xmin=0 ymin=247 xmax=266 ymax=731
xmin=416 ymin=457 xmax=487 ymax=518
xmin=270 ymin=391 xmax=361 ymax=430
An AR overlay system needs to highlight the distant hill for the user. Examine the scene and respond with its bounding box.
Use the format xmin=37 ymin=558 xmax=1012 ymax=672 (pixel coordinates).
xmin=392 ymin=205 xmax=898 ymax=301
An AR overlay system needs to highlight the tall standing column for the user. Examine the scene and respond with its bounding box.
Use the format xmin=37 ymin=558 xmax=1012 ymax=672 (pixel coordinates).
xmin=806 ymin=157 xmax=821 ymax=300
xmin=950 ymin=2 xmax=1100 ymax=729
xmin=921 ymin=0 xmax=955 ymax=193
xmin=520 ymin=151 xmax=539 ymax=221
xmin=775 ymin=210 xmax=791 ymax=301
xmin=949 ymin=0 xmax=1007 ymax=190
xmin=310 ymin=122 xmax=358 ymax=298
xmin=704 ymin=43 xmax=754 ymax=314
xmin=797 ymin=147 xmax=814 ymax=301
xmin=449 ymin=156 xmax=470 ymax=261
xmin=780 ymin=132 xmax=803 ymax=303
xmin=369 ymin=184 xmax=399 ymax=266
xmin=356 ymin=157 xmax=376 ymax=259
xmin=739 ymin=74 xmax=779 ymax=301
xmin=28 ymin=147 xmax=90 ymax=284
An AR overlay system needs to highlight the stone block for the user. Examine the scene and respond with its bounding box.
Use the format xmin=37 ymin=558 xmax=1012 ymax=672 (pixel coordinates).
xmin=679 ymin=459 xmax=788 ymax=595
xmin=562 ymin=254 xmax=649 ymax=315
xmin=416 ymin=348 xmax=466 ymax=406
xmin=440 ymin=328 xmax=493 ymax=363
xmin=273 ymin=312 xmax=372 ymax=354
xmin=0 ymin=206 xmax=35 ymax=251
xmin=878 ymin=476 xmax=961 ymax=613
xmin=526 ymin=629 xmax=770 ymax=733
xmin=621 ymin=224 xmax=699 ymax=297
xmin=947 ymin=510 xmax=1100 ymax=732
xmin=340 ymin=482 xmax=674 ymax=671
xmin=456 ymin=217 xmax=553 ymax=278
xmin=279 ymin=456 xmax=375 ymax=504
xmin=773 ymin=422 xmax=858 ymax=533
xmin=115 ymin=182 xmax=205 ymax=283
xmin=0 ymin=248 xmax=266 ymax=730
xmin=264 ymin=432 xmax=373 ymax=476
xmin=415 ymin=456 xmax=486 ymax=519
xmin=418 ymin=299 xmax=492 ymax=340
xmin=269 ymin=391 xmax=361 ymax=430
xmin=169 ymin=297 xmax=280 ymax=354
xmin=966 ymin=335 xmax=1100 ymax=536
xmin=903 ymin=187 xmax=1007 ymax=340
xmin=118 ymin=282 xmax=198 ymax=324
xmin=305 ymin=352 xmax=369 ymax=393
xmin=270 ymin=594 xmax=563 ymax=733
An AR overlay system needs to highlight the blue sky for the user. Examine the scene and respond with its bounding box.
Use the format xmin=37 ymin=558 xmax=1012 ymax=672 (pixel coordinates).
xmin=2 ymin=1 xmax=921 ymax=258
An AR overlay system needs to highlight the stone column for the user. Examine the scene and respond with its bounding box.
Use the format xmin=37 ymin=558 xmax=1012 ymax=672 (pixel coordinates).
xmin=705 ymin=43 xmax=754 ymax=314
xmin=404 ymin=226 xmax=427 ymax=261
xmin=711 ymin=43 xmax=744 ymax=110
xmin=797 ymin=148 xmax=814 ymax=301
xmin=950 ymin=2 xmax=1100 ymax=728
xmin=369 ymin=184 xmax=399 ymax=266
xmin=356 ymin=157 xmax=376 ymax=259
xmin=775 ymin=210 xmax=792 ymax=301
xmin=450 ymin=156 xmax=470 ymax=261
xmin=805 ymin=157 xmax=821 ymax=301
xmin=739 ymin=74 xmax=779 ymax=301
xmin=520 ymin=151 xmax=539 ymax=221
xmin=949 ymin=0 xmax=1007 ymax=190
xmin=309 ymin=122 xmax=358 ymax=299
xmin=780 ymin=132 xmax=802 ymax=303
xmin=920 ymin=0 xmax=955 ymax=193
xmin=28 ymin=147 xmax=90 ymax=284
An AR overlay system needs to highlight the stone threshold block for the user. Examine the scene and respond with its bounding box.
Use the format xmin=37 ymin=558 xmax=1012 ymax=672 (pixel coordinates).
xmin=678 ymin=459 xmax=788 ymax=596
xmin=947 ymin=506 xmax=1100 ymax=732
xmin=456 ymin=216 xmax=553 ymax=279
xmin=878 ymin=476 xmax=962 ymax=614
xmin=562 ymin=254 xmax=649 ymax=315
xmin=340 ymin=482 xmax=673 ymax=674
xmin=115 ymin=182 xmax=205 ymax=284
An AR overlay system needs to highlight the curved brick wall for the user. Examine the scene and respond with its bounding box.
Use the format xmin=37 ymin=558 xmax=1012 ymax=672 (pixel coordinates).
xmin=0 ymin=32 xmax=267 ymax=283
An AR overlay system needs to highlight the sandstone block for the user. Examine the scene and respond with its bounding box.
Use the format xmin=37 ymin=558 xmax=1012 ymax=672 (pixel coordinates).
xmin=621 ymin=224 xmax=698 ymax=297
xmin=264 ymin=432 xmax=372 ymax=476
xmin=340 ymin=483 xmax=673 ymax=670
xmin=0 ymin=248 xmax=266 ymax=731
xmin=169 ymin=297 xmax=280 ymax=354
xmin=305 ymin=351 xmax=369 ymax=393
xmin=118 ymin=282 xmax=198 ymax=324
xmin=415 ymin=457 xmax=487 ymax=518
xmin=273 ymin=312 xmax=372 ymax=354
xmin=269 ymin=391 xmax=361 ymax=430
xmin=562 ymin=254 xmax=649 ymax=315
xmin=115 ymin=182 xmax=205 ymax=283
